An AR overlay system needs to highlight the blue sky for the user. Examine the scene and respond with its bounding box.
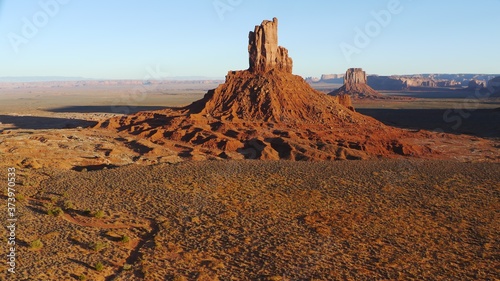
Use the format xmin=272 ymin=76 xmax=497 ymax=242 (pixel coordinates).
xmin=0 ymin=0 xmax=499 ymax=79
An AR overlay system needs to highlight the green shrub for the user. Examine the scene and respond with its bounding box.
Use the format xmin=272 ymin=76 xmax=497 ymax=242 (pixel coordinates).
xmin=64 ymin=200 xmax=75 ymax=210
xmin=123 ymin=263 xmax=132 ymax=270
xmin=95 ymin=261 xmax=104 ymax=271
xmin=91 ymin=241 xmax=107 ymax=252
xmin=121 ymin=235 xmax=130 ymax=243
xmin=94 ymin=210 xmax=105 ymax=219
xmin=47 ymin=207 xmax=64 ymax=216
xmin=78 ymin=274 xmax=87 ymax=281
xmin=30 ymin=239 xmax=43 ymax=249
xmin=15 ymin=194 xmax=26 ymax=202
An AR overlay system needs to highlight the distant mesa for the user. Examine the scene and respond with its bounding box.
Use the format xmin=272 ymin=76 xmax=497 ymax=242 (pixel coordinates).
xmin=329 ymin=68 xmax=384 ymax=100
xmin=487 ymin=76 xmax=500 ymax=96
xmin=97 ymin=18 xmax=453 ymax=161
xmin=310 ymin=73 xmax=497 ymax=92
xmin=467 ymin=79 xmax=485 ymax=91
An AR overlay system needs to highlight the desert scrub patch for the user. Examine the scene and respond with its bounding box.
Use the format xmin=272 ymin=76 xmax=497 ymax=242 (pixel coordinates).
xmin=91 ymin=241 xmax=108 ymax=252
xmin=123 ymin=263 xmax=132 ymax=270
xmin=95 ymin=261 xmax=104 ymax=271
xmin=47 ymin=207 xmax=64 ymax=217
xmin=29 ymin=239 xmax=43 ymax=250
xmin=78 ymin=274 xmax=87 ymax=280
xmin=94 ymin=210 xmax=105 ymax=219
xmin=15 ymin=193 xmax=26 ymax=202
xmin=121 ymin=235 xmax=130 ymax=243
xmin=63 ymin=200 xmax=75 ymax=210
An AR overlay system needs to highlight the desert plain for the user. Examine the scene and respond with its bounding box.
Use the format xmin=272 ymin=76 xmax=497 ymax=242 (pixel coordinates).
xmin=0 ymin=79 xmax=499 ymax=280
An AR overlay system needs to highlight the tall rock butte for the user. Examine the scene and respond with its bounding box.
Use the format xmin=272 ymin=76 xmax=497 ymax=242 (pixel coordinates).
xmin=188 ymin=17 xmax=353 ymax=122
xmin=248 ymin=18 xmax=293 ymax=73
xmin=97 ymin=18 xmax=449 ymax=161
xmin=329 ymin=68 xmax=384 ymax=99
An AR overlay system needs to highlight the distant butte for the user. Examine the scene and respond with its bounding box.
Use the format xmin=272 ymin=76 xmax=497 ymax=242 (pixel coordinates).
xmin=329 ymin=68 xmax=384 ymax=99
xmin=96 ymin=18 xmax=491 ymax=161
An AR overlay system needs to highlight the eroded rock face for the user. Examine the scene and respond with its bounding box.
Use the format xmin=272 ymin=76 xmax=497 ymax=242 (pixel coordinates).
xmin=330 ymin=68 xmax=383 ymax=99
xmin=467 ymin=79 xmax=485 ymax=90
xmin=487 ymin=77 xmax=500 ymax=95
xmin=345 ymin=68 xmax=367 ymax=84
xmin=332 ymin=94 xmax=354 ymax=111
xmin=248 ymin=17 xmax=293 ymax=73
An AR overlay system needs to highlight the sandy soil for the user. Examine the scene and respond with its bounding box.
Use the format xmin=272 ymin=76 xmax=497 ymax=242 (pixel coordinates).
xmin=0 ymin=160 xmax=498 ymax=280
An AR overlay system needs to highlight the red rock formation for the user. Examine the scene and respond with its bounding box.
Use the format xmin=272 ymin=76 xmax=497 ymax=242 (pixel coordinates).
xmin=188 ymin=18 xmax=352 ymax=122
xmin=248 ymin=17 xmax=293 ymax=73
xmin=329 ymin=68 xmax=384 ymax=99
xmin=97 ymin=18 xmax=449 ymax=161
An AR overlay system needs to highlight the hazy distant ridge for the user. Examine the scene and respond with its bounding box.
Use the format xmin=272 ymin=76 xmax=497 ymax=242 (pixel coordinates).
xmin=0 ymin=76 xmax=224 ymax=83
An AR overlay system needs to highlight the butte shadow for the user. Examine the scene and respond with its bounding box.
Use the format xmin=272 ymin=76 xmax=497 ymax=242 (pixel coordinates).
xmin=0 ymin=115 xmax=97 ymax=130
xmin=46 ymin=105 xmax=170 ymax=115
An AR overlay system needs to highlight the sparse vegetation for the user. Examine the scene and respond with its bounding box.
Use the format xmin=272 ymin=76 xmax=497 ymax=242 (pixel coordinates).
xmin=29 ymin=239 xmax=43 ymax=250
xmin=123 ymin=263 xmax=132 ymax=270
xmin=91 ymin=241 xmax=107 ymax=252
xmin=78 ymin=274 xmax=86 ymax=281
xmin=94 ymin=210 xmax=105 ymax=219
xmin=47 ymin=207 xmax=64 ymax=217
xmin=121 ymin=235 xmax=130 ymax=243
xmin=15 ymin=194 xmax=26 ymax=202
xmin=64 ymin=200 xmax=75 ymax=210
xmin=95 ymin=261 xmax=104 ymax=271
xmin=2 ymin=161 xmax=499 ymax=280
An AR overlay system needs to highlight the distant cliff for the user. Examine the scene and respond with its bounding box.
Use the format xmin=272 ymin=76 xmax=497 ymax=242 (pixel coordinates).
xmin=309 ymin=73 xmax=499 ymax=91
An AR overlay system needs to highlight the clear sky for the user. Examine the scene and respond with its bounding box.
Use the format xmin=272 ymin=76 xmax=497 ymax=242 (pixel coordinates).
xmin=0 ymin=0 xmax=499 ymax=80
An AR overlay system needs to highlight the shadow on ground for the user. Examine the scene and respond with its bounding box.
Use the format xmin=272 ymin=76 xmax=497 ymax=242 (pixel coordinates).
xmin=0 ymin=115 xmax=97 ymax=130
xmin=357 ymin=108 xmax=500 ymax=138
xmin=46 ymin=105 xmax=171 ymax=115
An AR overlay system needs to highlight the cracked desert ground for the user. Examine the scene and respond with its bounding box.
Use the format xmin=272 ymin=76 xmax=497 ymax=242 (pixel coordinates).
xmin=1 ymin=83 xmax=499 ymax=280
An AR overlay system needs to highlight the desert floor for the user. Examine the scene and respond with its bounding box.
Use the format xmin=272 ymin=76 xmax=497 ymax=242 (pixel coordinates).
xmin=1 ymin=160 xmax=499 ymax=280
xmin=0 ymin=84 xmax=499 ymax=280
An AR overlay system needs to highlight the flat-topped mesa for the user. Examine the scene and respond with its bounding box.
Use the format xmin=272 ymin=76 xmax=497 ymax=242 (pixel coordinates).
xmin=329 ymin=68 xmax=383 ymax=99
xmin=248 ymin=17 xmax=293 ymax=73
xmin=344 ymin=68 xmax=367 ymax=87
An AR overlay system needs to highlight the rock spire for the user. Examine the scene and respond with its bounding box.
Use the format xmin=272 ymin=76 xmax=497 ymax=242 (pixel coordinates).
xmin=248 ymin=17 xmax=293 ymax=73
